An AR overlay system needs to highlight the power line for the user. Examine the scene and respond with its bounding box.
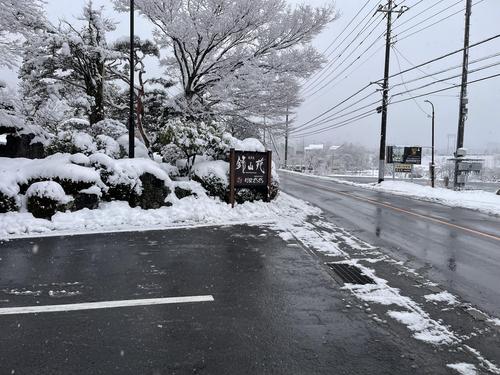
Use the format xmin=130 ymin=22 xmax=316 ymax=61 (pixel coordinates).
xmin=392 ymin=46 xmax=456 ymax=86
xmin=301 ymin=1 xmax=378 ymax=92
xmin=297 ymin=57 xmax=500 ymax=135
xmin=393 ymin=0 xmax=462 ymax=35
xmin=390 ymin=71 xmax=500 ymax=106
xmin=392 ymin=46 xmax=431 ymax=116
xmin=390 ymin=60 xmax=500 ymax=98
xmin=304 ymin=23 xmax=386 ymax=99
xmin=302 ymin=9 xmax=383 ymax=94
xmin=391 ymin=47 xmax=500 ymax=88
xmin=290 ymin=91 xmax=380 ymax=133
xmin=292 ymin=71 xmax=500 ymax=139
xmin=291 ymin=110 xmax=378 ymax=138
xmin=378 ymin=32 xmax=500 ymax=82
xmin=292 ymin=34 xmax=500 ymax=138
xmin=395 ymin=0 xmax=486 ymax=43
xmin=319 ymin=0 xmax=373 ymax=59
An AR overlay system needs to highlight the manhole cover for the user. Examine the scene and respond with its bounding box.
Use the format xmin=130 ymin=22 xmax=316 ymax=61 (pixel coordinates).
xmin=327 ymin=263 xmax=375 ymax=285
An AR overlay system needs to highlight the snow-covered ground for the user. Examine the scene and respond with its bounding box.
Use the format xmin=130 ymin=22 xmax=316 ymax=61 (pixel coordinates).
xmin=281 ymin=170 xmax=500 ymax=216
xmin=0 ymin=191 xmax=318 ymax=240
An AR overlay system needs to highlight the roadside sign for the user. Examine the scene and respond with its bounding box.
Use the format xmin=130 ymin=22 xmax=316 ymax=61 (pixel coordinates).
xmin=229 ymin=149 xmax=272 ymax=207
xmin=387 ymin=146 xmax=422 ymax=165
xmin=458 ymin=161 xmax=482 ymax=172
xmin=394 ymin=163 xmax=412 ymax=173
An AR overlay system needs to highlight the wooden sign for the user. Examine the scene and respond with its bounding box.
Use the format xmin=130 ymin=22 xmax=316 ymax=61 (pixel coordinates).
xmin=229 ymin=149 xmax=272 ymax=207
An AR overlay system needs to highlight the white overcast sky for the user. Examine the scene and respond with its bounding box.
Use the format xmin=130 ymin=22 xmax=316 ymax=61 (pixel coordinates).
xmin=4 ymin=0 xmax=500 ymax=153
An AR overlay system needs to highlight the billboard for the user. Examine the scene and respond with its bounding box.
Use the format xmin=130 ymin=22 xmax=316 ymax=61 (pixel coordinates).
xmin=387 ymin=146 xmax=422 ymax=165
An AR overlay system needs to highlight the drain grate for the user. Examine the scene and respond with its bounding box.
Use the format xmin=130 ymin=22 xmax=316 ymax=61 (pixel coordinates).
xmin=327 ymin=263 xmax=375 ymax=285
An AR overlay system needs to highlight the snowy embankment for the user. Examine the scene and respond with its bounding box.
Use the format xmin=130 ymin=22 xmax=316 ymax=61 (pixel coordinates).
xmin=0 ymin=192 xmax=318 ymax=240
xmin=280 ymin=170 xmax=500 ymax=216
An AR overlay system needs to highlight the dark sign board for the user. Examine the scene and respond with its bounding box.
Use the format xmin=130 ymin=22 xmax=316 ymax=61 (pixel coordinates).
xmin=387 ymin=146 xmax=422 ymax=165
xmin=229 ymin=149 xmax=272 ymax=207
xmin=234 ymin=151 xmax=270 ymax=187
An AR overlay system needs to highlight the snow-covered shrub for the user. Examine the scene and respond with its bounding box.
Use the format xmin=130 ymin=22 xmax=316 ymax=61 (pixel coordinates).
xmin=95 ymin=135 xmax=123 ymax=158
xmin=174 ymin=186 xmax=196 ymax=200
xmin=0 ymin=191 xmax=19 ymax=213
xmin=46 ymin=118 xmax=129 ymax=158
xmin=154 ymin=118 xmax=225 ymax=175
xmin=46 ymin=130 xmax=97 ymax=156
xmin=159 ymin=163 xmax=180 ymax=179
xmin=130 ymin=173 xmax=171 ymax=209
xmin=89 ymin=154 xmax=172 ymax=208
xmin=192 ymin=161 xmax=229 ymax=201
xmin=26 ymin=181 xmax=72 ymax=219
xmin=160 ymin=143 xmax=184 ymax=165
xmin=117 ymin=135 xmax=150 ymax=158
xmin=16 ymin=154 xmax=103 ymax=195
xmin=91 ymin=119 xmax=128 ymax=139
xmin=60 ymin=118 xmax=90 ymax=132
xmin=72 ymin=186 xmax=101 ymax=211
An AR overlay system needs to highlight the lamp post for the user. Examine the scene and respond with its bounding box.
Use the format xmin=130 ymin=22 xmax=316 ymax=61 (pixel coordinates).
xmin=128 ymin=0 xmax=135 ymax=158
xmin=424 ymin=100 xmax=435 ymax=188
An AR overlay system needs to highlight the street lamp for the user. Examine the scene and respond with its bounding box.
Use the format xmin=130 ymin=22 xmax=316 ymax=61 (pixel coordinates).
xmin=128 ymin=0 xmax=135 ymax=158
xmin=424 ymin=100 xmax=435 ymax=188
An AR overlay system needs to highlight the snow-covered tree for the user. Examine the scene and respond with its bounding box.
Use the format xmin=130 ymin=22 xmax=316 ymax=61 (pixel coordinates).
xmin=19 ymin=2 xmax=120 ymax=126
xmin=0 ymin=0 xmax=46 ymax=68
xmin=155 ymin=118 xmax=225 ymax=175
xmin=110 ymin=37 xmax=163 ymax=148
xmin=113 ymin=0 xmax=335 ymax=122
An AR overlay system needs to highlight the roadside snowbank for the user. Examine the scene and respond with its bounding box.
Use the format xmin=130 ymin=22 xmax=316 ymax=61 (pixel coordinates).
xmin=280 ymin=170 xmax=500 ymax=216
xmin=0 ymin=192 xmax=319 ymax=240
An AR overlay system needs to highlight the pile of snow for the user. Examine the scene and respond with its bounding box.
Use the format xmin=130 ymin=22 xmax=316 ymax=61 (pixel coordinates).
xmin=0 ymin=191 xmax=316 ymax=239
xmin=367 ymin=181 xmax=500 ymax=216
xmin=223 ymin=134 xmax=266 ymax=152
xmin=26 ymin=181 xmax=72 ymax=204
xmin=424 ymin=291 xmax=459 ymax=305
xmin=447 ymin=363 xmax=478 ymax=374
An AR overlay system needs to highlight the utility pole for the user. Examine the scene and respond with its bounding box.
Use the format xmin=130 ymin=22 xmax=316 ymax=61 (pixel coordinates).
xmin=284 ymin=106 xmax=289 ymax=169
xmin=128 ymin=0 xmax=135 ymax=158
xmin=377 ymin=1 xmax=408 ymax=183
xmin=454 ymin=0 xmax=473 ymax=188
xmin=424 ymin=100 xmax=436 ymax=188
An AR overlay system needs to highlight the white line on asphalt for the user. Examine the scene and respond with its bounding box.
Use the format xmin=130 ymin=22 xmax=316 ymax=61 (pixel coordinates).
xmin=0 ymin=295 xmax=215 ymax=316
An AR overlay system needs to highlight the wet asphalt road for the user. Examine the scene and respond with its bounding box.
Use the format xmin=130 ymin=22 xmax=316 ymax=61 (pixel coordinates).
xmin=0 ymin=226 xmax=463 ymax=374
xmin=280 ymin=172 xmax=500 ymax=317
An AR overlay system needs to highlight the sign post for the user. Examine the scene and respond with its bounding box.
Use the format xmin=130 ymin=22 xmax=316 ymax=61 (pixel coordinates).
xmin=229 ymin=149 xmax=272 ymax=207
xmin=230 ymin=148 xmax=236 ymax=208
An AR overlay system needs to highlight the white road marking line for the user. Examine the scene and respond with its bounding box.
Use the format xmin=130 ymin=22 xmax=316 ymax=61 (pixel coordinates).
xmin=0 ymin=295 xmax=214 ymax=316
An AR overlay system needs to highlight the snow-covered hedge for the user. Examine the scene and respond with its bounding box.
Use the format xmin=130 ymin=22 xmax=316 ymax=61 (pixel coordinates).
xmin=44 ymin=118 xmax=149 ymax=159
xmin=26 ymin=181 xmax=73 ymax=219
xmin=193 ymin=160 xmax=230 ymax=201
xmin=88 ymin=153 xmax=173 ymax=209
